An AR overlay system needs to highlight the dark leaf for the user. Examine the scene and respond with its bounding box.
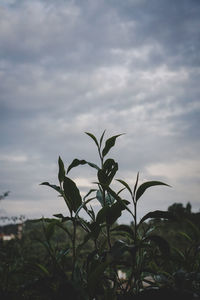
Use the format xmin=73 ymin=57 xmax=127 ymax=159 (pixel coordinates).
xmin=87 ymin=205 xmax=96 ymax=221
xmin=106 ymin=202 xmax=124 ymax=226
xmin=96 ymin=206 xmax=110 ymax=224
xmin=139 ymin=210 xmax=175 ymax=225
xmin=63 ymin=176 xmax=82 ymax=213
xmin=178 ymin=231 xmax=192 ymax=242
xmin=105 ymin=186 xmax=134 ymax=217
xmin=96 ymin=189 xmax=104 ymax=206
xmin=106 ymin=192 xmax=115 ymax=205
xmin=53 ymin=213 xmax=64 ymax=219
xmin=88 ymin=222 xmax=101 ymax=240
xmin=75 ymin=196 xmax=96 ymax=217
xmin=40 ymin=182 xmax=61 ymax=193
xmin=133 ymin=172 xmax=139 ymax=197
xmin=100 ymin=130 xmax=106 ymax=148
xmin=35 ymin=263 xmax=50 ymax=276
xmin=102 ymin=134 xmax=124 ymax=157
xmin=53 ymin=214 xmax=72 ymax=222
xmin=67 ymin=158 xmax=99 ymax=174
xmin=96 ymin=201 xmax=129 ymax=226
xmin=98 ymin=159 xmax=118 ymax=186
xmin=117 ymin=187 xmax=126 ymax=195
xmin=85 ymin=132 xmax=99 ymax=148
xmin=58 ymin=156 xmax=65 ymax=183
xmin=116 ymin=179 xmax=132 ymax=196
xmin=147 ymin=235 xmax=170 ymax=256
xmin=96 ymin=190 xmax=115 ymax=207
xmin=136 ymin=181 xmax=170 ymax=202
xmin=83 ymin=189 xmax=97 ymax=200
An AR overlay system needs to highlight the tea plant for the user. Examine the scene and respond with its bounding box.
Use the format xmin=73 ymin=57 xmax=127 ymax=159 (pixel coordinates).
xmin=39 ymin=131 xmax=178 ymax=299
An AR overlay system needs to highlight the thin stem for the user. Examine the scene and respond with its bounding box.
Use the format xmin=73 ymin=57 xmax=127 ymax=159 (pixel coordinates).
xmin=133 ymin=200 xmax=137 ymax=244
xmin=99 ymin=147 xmax=112 ymax=250
xmin=71 ymin=214 xmax=77 ymax=280
xmin=102 ymin=187 xmax=112 ymax=250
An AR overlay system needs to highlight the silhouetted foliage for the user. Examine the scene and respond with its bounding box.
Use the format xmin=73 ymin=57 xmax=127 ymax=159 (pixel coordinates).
xmin=0 ymin=132 xmax=199 ymax=299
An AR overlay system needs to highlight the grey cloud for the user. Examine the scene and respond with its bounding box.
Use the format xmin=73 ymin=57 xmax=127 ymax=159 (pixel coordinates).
xmin=0 ymin=0 xmax=199 ymax=221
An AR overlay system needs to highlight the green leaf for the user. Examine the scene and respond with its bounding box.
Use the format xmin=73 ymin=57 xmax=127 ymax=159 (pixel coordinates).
xmin=58 ymin=156 xmax=65 ymax=183
xmin=147 ymin=235 xmax=170 ymax=256
xmin=96 ymin=199 xmax=130 ymax=226
xmin=106 ymin=192 xmax=115 ymax=206
xmin=98 ymin=159 xmax=118 ymax=186
xmin=88 ymin=222 xmax=101 ymax=240
xmin=139 ymin=210 xmax=175 ymax=225
xmin=67 ymin=158 xmax=100 ymax=174
xmin=105 ymin=186 xmax=134 ymax=218
xmin=96 ymin=206 xmax=110 ymax=224
xmin=136 ymin=181 xmax=170 ymax=202
xmin=83 ymin=189 xmax=97 ymax=200
xmin=102 ymin=134 xmax=124 ymax=157
xmin=35 ymin=263 xmax=50 ymax=276
xmin=85 ymin=132 xmax=99 ymax=148
xmin=53 ymin=214 xmax=72 ymax=222
xmin=75 ymin=196 xmax=96 ymax=217
xmin=106 ymin=202 xmax=126 ymax=226
xmin=88 ymin=205 xmax=96 ymax=221
xmin=96 ymin=189 xmax=104 ymax=206
xmin=100 ymin=130 xmax=106 ymax=148
xmin=40 ymin=182 xmax=61 ymax=193
xmin=96 ymin=190 xmax=115 ymax=207
xmin=116 ymin=179 xmax=132 ymax=196
xmin=63 ymin=176 xmax=82 ymax=213
xmin=133 ymin=172 xmax=139 ymax=197
xmin=53 ymin=213 xmax=64 ymax=219
xmin=178 ymin=231 xmax=192 ymax=242
xmin=117 ymin=187 xmax=126 ymax=195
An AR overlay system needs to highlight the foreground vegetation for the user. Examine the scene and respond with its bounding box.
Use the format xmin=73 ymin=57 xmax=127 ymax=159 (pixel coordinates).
xmin=0 ymin=132 xmax=200 ymax=299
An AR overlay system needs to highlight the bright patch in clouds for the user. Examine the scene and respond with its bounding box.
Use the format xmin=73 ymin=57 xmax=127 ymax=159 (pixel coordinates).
xmin=146 ymin=159 xmax=200 ymax=181
xmin=0 ymin=154 xmax=28 ymax=163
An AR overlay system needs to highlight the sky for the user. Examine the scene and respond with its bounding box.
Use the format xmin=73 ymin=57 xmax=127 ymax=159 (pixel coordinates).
xmin=0 ymin=0 xmax=200 ymax=224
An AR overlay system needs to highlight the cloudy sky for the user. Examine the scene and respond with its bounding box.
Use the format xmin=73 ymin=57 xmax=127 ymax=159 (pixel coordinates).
xmin=0 ymin=0 xmax=200 ymax=224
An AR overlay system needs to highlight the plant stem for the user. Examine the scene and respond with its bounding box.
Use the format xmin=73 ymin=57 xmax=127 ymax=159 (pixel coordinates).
xmin=71 ymin=216 xmax=77 ymax=280
xmin=102 ymin=187 xmax=112 ymax=250
xmin=99 ymin=148 xmax=112 ymax=250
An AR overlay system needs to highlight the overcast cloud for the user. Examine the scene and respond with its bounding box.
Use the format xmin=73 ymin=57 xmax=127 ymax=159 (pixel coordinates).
xmin=0 ymin=0 xmax=200 ymax=223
